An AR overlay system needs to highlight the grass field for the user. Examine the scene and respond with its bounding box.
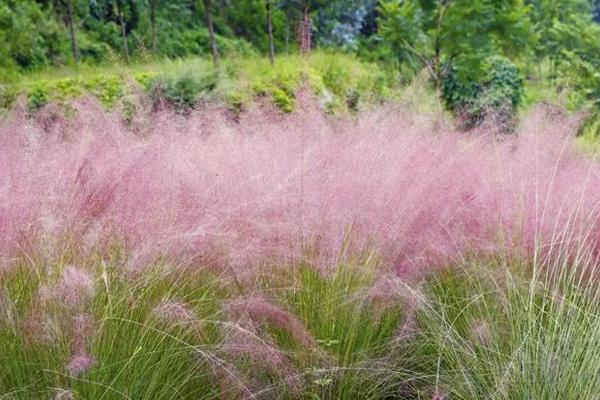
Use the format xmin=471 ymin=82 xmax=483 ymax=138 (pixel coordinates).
xmin=1 ymin=54 xmax=600 ymax=400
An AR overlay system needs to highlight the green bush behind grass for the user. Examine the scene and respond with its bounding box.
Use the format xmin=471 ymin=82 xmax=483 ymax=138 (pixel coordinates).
xmin=2 ymin=52 xmax=396 ymax=115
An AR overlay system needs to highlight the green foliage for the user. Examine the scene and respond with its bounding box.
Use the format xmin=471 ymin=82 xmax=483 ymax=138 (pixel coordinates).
xmin=407 ymin=261 xmax=600 ymax=399
xmin=378 ymin=0 xmax=532 ymax=78
xmin=8 ymin=53 xmax=393 ymax=115
xmin=221 ymin=0 xmax=288 ymax=53
xmin=82 ymin=75 xmax=124 ymax=107
xmin=270 ymin=86 xmax=295 ymax=113
xmin=527 ymin=0 xmax=595 ymax=63
xmin=232 ymin=52 xmax=392 ymax=113
xmin=0 ymin=261 xmax=222 ymax=399
xmin=4 ymin=250 xmax=598 ymax=399
xmin=157 ymin=27 xmax=255 ymax=59
xmin=0 ymin=0 xmax=64 ymax=71
xmin=133 ymin=71 xmax=158 ymax=90
xmin=27 ymin=85 xmax=49 ymax=111
xmin=148 ymin=66 xmax=219 ymax=110
xmin=50 ymin=78 xmax=84 ymax=101
xmin=0 ymin=84 xmax=17 ymax=110
xmin=442 ymin=57 xmax=523 ymax=130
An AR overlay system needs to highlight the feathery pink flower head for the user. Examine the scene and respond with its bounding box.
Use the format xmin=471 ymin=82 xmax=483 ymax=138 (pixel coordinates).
xmin=152 ymin=300 xmax=198 ymax=327
xmin=46 ymin=266 xmax=95 ymax=309
xmin=66 ymin=351 xmax=94 ymax=376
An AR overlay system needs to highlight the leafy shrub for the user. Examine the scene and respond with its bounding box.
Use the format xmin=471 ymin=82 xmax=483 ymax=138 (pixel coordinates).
xmin=309 ymin=52 xmax=392 ymax=112
xmin=50 ymin=78 xmax=83 ymax=101
xmin=133 ymin=71 xmax=158 ymax=91
xmin=270 ymin=87 xmax=294 ymax=113
xmin=442 ymin=57 xmax=523 ymax=131
xmin=0 ymin=1 xmax=64 ymax=70
xmin=26 ymin=85 xmax=49 ymax=111
xmin=320 ymin=59 xmax=352 ymax=96
xmin=83 ymin=75 xmax=124 ymax=107
xmin=148 ymin=68 xmax=218 ymax=110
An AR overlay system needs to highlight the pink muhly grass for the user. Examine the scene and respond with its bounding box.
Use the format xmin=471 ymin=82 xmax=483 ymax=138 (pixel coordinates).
xmin=21 ymin=309 xmax=61 ymax=344
xmin=226 ymin=295 xmax=315 ymax=348
xmin=217 ymin=323 xmax=304 ymax=394
xmin=1 ymin=100 xmax=600 ymax=277
xmin=70 ymin=313 xmax=94 ymax=352
xmin=152 ymin=299 xmax=201 ymax=334
xmin=41 ymin=266 xmax=95 ymax=309
xmin=66 ymin=351 xmax=94 ymax=376
xmin=469 ymin=318 xmax=492 ymax=345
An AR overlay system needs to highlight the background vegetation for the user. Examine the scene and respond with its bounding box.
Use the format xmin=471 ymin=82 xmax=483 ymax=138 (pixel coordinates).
xmin=2 ymin=0 xmax=600 ymax=135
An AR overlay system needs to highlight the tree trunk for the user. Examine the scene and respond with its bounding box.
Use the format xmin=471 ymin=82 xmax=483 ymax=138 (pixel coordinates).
xmin=266 ymin=0 xmax=275 ymax=65
xmin=150 ymin=0 xmax=157 ymax=53
xmin=66 ymin=0 xmax=78 ymax=64
xmin=117 ymin=0 xmax=130 ymax=63
xmin=299 ymin=6 xmax=311 ymax=55
xmin=203 ymin=0 xmax=220 ymax=69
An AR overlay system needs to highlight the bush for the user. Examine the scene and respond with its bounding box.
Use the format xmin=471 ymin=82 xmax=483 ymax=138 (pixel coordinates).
xmin=270 ymin=87 xmax=294 ymax=113
xmin=26 ymin=85 xmax=49 ymax=111
xmin=148 ymin=68 xmax=219 ymax=110
xmin=442 ymin=57 xmax=523 ymax=131
xmin=82 ymin=75 xmax=124 ymax=107
xmin=50 ymin=78 xmax=83 ymax=101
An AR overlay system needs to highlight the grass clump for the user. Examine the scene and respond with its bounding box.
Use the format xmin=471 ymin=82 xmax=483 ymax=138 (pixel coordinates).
xmin=3 ymin=252 xmax=598 ymax=399
xmin=402 ymin=259 xmax=600 ymax=399
xmin=0 ymin=260 xmax=226 ymax=399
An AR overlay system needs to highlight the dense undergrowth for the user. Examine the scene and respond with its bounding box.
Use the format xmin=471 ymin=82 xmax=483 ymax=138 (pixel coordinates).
xmin=1 ymin=96 xmax=600 ymax=398
xmin=1 ymin=52 xmax=396 ymax=116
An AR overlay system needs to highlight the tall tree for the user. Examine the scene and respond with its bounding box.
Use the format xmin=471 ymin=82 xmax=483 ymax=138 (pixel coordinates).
xmin=378 ymin=0 xmax=532 ymax=99
xmin=202 ymin=0 xmax=220 ymax=69
xmin=266 ymin=0 xmax=275 ymax=64
xmin=526 ymin=0 xmax=596 ymax=68
xmin=116 ymin=0 xmax=130 ymax=63
xmin=65 ymin=0 xmax=79 ymax=63
xmin=52 ymin=0 xmax=79 ymax=63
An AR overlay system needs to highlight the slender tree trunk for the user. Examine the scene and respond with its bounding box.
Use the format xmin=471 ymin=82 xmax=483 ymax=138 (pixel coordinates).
xmin=203 ymin=0 xmax=220 ymax=69
xmin=299 ymin=6 xmax=311 ymax=55
xmin=150 ymin=0 xmax=157 ymax=53
xmin=66 ymin=0 xmax=78 ymax=63
xmin=266 ymin=0 xmax=275 ymax=65
xmin=117 ymin=0 xmax=130 ymax=63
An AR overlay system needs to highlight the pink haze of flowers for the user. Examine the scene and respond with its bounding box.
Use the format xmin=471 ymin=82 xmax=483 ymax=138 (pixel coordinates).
xmin=1 ymin=100 xmax=600 ymax=276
